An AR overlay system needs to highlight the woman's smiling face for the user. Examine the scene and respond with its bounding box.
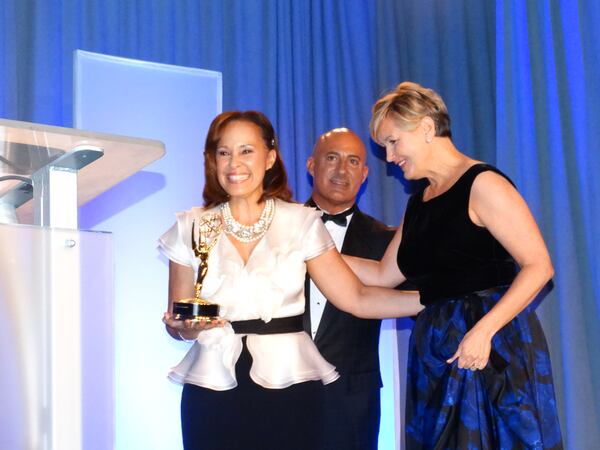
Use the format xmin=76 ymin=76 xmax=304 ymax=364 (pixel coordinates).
xmin=215 ymin=120 xmax=276 ymax=202
xmin=377 ymin=116 xmax=429 ymax=180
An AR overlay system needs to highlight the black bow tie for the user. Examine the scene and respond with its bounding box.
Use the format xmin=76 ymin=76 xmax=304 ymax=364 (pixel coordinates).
xmin=320 ymin=205 xmax=356 ymax=227
xmin=320 ymin=211 xmax=350 ymax=226
xmin=305 ymin=198 xmax=356 ymax=227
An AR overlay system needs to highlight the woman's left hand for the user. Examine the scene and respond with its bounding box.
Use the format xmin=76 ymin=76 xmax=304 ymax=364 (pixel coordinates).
xmin=446 ymin=324 xmax=493 ymax=371
xmin=163 ymin=312 xmax=226 ymax=341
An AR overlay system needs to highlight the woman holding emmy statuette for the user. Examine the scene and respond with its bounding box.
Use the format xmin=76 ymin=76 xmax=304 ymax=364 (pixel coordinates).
xmin=344 ymin=82 xmax=563 ymax=449
xmin=159 ymin=110 xmax=423 ymax=450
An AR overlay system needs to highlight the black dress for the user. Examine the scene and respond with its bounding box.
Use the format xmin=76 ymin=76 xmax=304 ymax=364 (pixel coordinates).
xmin=398 ymin=163 xmax=563 ymax=449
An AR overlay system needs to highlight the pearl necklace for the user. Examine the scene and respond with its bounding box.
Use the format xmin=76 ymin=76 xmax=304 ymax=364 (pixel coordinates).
xmin=220 ymin=198 xmax=275 ymax=243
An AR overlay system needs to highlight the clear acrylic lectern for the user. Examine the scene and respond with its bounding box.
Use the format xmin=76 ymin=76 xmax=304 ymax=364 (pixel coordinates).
xmin=0 ymin=118 xmax=165 ymax=450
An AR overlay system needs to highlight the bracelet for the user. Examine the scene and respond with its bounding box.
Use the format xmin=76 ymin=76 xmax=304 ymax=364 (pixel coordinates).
xmin=177 ymin=331 xmax=196 ymax=343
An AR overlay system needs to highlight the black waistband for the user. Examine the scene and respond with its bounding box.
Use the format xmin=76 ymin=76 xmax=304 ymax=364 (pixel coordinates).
xmin=231 ymin=314 xmax=304 ymax=335
xmin=422 ymin=285 xmax=511 ymax=306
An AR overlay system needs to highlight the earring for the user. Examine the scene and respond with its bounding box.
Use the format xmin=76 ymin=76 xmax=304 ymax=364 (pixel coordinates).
xmin=426 ymin=135 xmax=432 ymax=143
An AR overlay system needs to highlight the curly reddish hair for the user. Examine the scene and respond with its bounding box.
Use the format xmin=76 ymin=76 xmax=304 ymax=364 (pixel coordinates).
xmin=202 ymin=111 xmax=293 ymax=208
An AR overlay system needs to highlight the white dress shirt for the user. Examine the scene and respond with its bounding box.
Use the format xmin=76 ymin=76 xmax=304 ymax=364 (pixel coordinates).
xmin=309 ymin=211 xmax=353 ymax=338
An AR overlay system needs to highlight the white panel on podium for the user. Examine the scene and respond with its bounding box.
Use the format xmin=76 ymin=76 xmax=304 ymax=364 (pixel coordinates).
xmin=0 ymin=224 xmax=113 ymax=450
xmin=74 ymin=51 xmax=222 ymax=450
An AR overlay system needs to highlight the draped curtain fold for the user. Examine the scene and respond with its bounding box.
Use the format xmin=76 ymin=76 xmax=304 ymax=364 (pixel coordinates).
xmin=497 ymin=1 xmax=600 ymax=447
xmin=1 ymin=0 xmax=599 ymax=448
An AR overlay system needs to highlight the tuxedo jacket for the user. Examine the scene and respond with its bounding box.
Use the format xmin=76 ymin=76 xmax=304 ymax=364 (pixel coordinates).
xmin=304 ymin=207 xmax=396 ymax=392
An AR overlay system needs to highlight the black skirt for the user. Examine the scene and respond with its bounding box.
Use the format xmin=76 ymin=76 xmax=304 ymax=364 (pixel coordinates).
xmin=181 ymin=337 xmax=327 ymax=450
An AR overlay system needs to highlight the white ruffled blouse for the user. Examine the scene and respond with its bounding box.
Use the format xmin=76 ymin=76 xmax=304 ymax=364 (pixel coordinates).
xmin=158 ymin=199 xmax=340 ymax=390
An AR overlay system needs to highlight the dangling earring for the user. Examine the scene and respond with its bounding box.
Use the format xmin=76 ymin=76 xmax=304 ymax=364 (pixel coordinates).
xmin=426 ymin=135 xmax=432 ymax=144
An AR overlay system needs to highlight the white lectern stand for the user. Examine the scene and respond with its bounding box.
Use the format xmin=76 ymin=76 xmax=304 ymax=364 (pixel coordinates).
xmin=0 ymin=119 xmax=164 ymax=450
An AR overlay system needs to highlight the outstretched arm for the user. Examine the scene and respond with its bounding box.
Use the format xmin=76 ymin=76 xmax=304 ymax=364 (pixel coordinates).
xmin=343 ymin=219 xmax=407 ymax=288
xmin=307 ymin=247 xmax=423 ymax=319
xmin=447 ymin=171 xmax=554 ymax=370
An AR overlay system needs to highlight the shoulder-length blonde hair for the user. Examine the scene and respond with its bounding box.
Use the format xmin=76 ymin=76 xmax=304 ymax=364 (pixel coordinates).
xmin=370 ymin=81 xmax=452 ymax=143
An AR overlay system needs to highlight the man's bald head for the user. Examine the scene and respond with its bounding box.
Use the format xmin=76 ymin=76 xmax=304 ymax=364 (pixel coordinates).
xmin=307 ymin=128 xmax=369 ymax=213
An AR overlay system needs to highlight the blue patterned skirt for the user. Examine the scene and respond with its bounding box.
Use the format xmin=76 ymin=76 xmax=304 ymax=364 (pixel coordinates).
xmin=405 ymin=287 xmax=563 ymax=449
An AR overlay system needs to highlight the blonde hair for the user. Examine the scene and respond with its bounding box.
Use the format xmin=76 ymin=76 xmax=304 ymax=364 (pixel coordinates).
xmin=370 ymin=81 xmax=451 ymax=143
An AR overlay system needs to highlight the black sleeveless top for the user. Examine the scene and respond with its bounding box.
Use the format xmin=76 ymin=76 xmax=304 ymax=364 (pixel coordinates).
xmin=397 ymin=163 xmax=517 ymax=305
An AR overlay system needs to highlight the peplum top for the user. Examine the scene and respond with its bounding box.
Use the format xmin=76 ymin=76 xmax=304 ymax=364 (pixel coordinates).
xmin=158 ymin=199 xmax=339 ymax=390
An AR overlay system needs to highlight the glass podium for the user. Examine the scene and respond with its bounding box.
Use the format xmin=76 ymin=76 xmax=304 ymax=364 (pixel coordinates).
xmin=0 ymin=118 xmax=164 ymax=450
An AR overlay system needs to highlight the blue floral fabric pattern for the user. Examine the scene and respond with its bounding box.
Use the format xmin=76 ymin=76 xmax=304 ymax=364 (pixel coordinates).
xmin=405 ymin=287 xmax=563 ymax=450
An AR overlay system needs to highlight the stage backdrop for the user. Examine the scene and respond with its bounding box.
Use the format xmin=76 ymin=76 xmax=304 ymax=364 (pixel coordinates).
xmin=74 ymin=51 xmax=221 ymax=450
xmin=1 ymin=0 xmax=600 ymax=448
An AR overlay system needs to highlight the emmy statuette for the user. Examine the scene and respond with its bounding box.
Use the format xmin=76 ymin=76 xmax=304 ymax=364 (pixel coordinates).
xmin=172 ymin=214 xmax=222 ymax=322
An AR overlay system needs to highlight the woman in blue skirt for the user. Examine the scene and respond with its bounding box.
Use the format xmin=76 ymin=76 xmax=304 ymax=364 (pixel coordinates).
xmin=346 ymin=82 xmax=563 ymax=449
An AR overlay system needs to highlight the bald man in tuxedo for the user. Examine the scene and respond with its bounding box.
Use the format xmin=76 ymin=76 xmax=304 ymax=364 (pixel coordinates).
xmin=305 ymin=128 xmax=396 ymax=450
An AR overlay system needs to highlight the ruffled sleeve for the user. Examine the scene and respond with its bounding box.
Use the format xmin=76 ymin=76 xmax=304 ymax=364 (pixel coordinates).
xmin=157 ymin=210 xmax=197 ymax=267
xmin=301 ymin=207 xmax=335 ymax=261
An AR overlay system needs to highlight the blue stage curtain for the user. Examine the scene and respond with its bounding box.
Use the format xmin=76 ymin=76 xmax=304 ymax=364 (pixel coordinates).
xmin=0 ymin=0 xmax=494 ymax=224
xmin=497 ymin=1 xmax=600 ymax=447
xmin=2 ymin=0 xmax=599 ymax=447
